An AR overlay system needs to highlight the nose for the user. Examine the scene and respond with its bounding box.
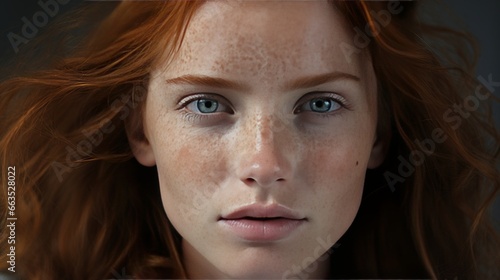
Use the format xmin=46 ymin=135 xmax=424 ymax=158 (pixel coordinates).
xmin=234 ymin=113 xmax=293 ymax=187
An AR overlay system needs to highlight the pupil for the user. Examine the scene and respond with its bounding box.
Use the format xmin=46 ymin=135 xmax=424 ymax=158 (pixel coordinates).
xmin=311 ymin=99 xmax=331 ymax=112
xmin=198 ymin=99 xmax=218 ymax=113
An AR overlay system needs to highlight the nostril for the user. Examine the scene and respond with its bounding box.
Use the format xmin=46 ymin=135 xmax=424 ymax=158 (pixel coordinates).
xmin=244 ymin=178 xmax=257 ymax=184
xmin=243 ymin=177 xmax=285 ymax=186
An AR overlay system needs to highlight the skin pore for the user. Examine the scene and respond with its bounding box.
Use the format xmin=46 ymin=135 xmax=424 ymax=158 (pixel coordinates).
xmin=127 ymin=1 xmax=385 ymax=278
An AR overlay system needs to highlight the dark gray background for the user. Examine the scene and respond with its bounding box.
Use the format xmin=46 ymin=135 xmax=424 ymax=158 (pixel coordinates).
xmin=1 ymin=0 xmax=499 ymax=222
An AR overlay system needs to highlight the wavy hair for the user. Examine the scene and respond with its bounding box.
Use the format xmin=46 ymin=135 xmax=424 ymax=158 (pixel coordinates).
xmin=0 ymin=1 xmax=498 ymax=279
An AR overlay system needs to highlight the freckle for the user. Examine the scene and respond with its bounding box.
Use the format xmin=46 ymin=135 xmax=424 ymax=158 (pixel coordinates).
xmin=356 ymin=161 xmax=358 ymax=166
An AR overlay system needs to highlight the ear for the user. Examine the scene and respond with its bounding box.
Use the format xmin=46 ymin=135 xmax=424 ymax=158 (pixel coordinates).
xmin=367 ymin=130 xmax=391 ymax=169
xmin=125 ymin=107 xmax=156 ymax=167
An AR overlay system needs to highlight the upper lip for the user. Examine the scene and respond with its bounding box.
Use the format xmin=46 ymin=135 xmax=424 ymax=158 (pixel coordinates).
xmin=219 ymin=203 xmax=306 ymax=220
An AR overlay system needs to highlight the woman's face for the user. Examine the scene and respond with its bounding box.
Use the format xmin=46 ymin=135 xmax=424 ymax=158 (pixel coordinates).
xmin=130 ymin=1 xmax=384 ymax=278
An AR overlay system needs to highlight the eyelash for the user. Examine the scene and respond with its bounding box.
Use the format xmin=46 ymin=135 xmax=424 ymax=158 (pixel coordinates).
xmin=177 ymin=93 xmax=232 ymax=122
xmin=176 ymin=92 xmax=349 ymax=120
xmin=293 ymin=92 xmax=349 ymax=114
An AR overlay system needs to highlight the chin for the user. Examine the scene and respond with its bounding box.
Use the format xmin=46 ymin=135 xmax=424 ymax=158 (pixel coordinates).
xmin=215 ymin=251 xmax=302 ymax=279
xmin=222 ymin=267 xmax=288 ymax=280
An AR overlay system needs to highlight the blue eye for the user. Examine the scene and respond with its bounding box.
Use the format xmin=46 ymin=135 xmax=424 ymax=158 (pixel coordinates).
xmin=194 ymin=99 xmax=219 ymax=113
xmin=182 ymin=95 xmax=232 ymax=114
xmin=299 ymin=97 xmax=342 ymax=113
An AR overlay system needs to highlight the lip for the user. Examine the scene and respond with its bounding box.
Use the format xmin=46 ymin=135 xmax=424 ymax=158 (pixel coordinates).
xmin=218 ymin=203 xmax=307 ymax=242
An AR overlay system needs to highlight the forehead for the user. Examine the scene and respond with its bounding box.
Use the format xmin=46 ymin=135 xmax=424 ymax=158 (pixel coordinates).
xmin=161 ymin=0 xmax=367 ymax=83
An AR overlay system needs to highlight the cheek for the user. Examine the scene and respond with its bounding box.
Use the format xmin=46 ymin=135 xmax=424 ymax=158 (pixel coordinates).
xmin=153 ymin=132 xmax=227 ymax=226
xmin=304 ymin=147 xmax=365 ymax=250
xmin=306 ymin=142 xmax=366 ymax=208
xmin=301 ymin=125 xmax=372 ymax=190
xmin=300 ymin=124 xmax=373 ymax=226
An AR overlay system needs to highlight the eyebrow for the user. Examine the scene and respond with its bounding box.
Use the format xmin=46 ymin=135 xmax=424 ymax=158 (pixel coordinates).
xmin=165 ymin=75 xmax=249 ymax=91
xmin=164 ymin=71 xmax=360 ymax=92
xmin=284 ymin=72 xmax=360 ymax=91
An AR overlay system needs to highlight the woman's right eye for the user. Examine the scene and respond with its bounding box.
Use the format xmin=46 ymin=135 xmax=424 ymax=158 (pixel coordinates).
xmin=180 ymin=94 xmax=233 ymax=114
xmin=188 ymin=99 xmax=220 ymax=113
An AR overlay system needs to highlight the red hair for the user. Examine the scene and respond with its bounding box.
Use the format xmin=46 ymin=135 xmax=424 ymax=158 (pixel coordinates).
xmin=1 ymin=1 xmax=498 ymax=279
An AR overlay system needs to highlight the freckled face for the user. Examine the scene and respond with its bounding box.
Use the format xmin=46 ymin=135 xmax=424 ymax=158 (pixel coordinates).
xmin=140 ymin=1 xmax=379 ymax=279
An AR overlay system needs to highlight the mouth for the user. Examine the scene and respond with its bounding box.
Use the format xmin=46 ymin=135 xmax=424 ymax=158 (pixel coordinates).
xmin=218 ymin=204 xmax=307 ymax=242
xmin=219 ymin=203 xmax=306 ymax=220
xmin=229 ymin=217 xmax=287 ymax=220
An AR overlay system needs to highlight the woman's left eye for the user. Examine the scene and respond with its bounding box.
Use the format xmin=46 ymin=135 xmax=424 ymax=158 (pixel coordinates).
xmin=296 ymin=96 xmax=343 ymax=113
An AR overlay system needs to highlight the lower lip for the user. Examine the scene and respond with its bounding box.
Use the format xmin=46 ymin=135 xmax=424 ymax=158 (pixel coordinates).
xmin=218 ymin=218 xmax=305 ymax=242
